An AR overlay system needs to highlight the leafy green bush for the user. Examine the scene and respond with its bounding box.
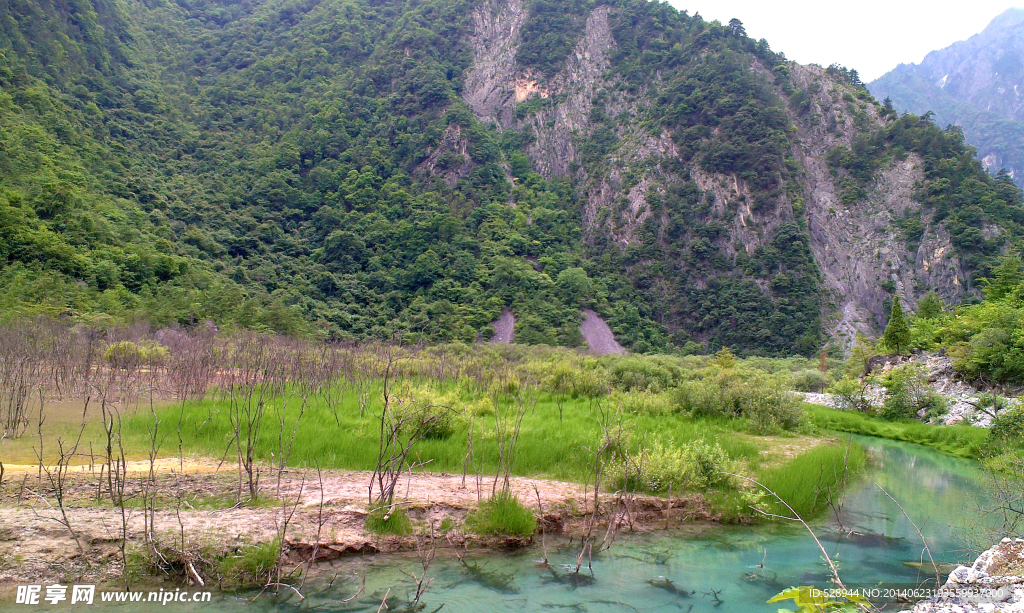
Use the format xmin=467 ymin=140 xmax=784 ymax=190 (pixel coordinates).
xmin=545 ymin=360 xmax=609 ymax=398
xmin=769 ymin=586 xmax=868 ymax=612
xmin=826 ymin=377 xmax=873 ymax=413
xmin=606 ymin=357 xmax=679 ymax=392
xmin=420 ymin=404 xmax=456 ymax=440
xmin=465 ymin=492 xmax=536 ymax=537
xmin=877 ymin=364 xmax=945 ymax=421
xmin=790 ymin=369 xmax=832 ymax=393
xmin=365 ymin=504 xmax=412 ymax=536
xmin=672 ymin=374 xmax=803 ymax=432
xmin=989 ymin=407 xmax=1024 ymax=447
xmin=672 ymin=380 xmax=723 ymax=415
xmin=608 ymin=438 xmax=733 ymax=494
xmin=104 ymin=341 xmax=145 ymax=369
xmin=743 ymin=385 xmax=804 ymax=434
xmin=104 ymin=340 xmax=169 ymax=369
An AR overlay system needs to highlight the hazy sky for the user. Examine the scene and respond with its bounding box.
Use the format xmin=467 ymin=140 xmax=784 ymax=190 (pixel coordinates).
xmin=667 ymin=1 xmax=1019 ymax=81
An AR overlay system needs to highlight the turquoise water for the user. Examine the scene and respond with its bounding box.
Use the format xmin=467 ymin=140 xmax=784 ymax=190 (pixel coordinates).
xmin=15 ymin=436 xmax=1000 ymax=612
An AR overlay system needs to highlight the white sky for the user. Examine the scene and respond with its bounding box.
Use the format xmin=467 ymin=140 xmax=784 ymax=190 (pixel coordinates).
xmin=666 ymin=1 xmax=1020 ymax=82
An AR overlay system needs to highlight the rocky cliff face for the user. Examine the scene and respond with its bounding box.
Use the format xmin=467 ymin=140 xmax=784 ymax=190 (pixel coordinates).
xmin=780 ymin=65 xmax=967 ymax=337
xmin=463 ymin=0 xmax=972 ymax=349
xmin=870 ymin=8 xmax=1024 ymax=186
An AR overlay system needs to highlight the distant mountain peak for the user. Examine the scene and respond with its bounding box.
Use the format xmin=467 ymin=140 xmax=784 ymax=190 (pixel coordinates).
xmin=983 ymin=6 xmax=1024 ymax=34
xmin=870 ymin=8 xmax=1024 ymax=187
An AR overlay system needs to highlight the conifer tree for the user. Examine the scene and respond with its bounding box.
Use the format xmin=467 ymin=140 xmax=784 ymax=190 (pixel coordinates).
xmin=883 ymin=295 xmax=911 ymax=355
xmin=915 ymin=291 xmax=944 ymax=319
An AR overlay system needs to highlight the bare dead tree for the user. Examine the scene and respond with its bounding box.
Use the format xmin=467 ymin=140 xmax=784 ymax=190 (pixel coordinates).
xmin=32 ymin=425 xmax=90 ymax=566
xmin=400 ymin=521 xmax=436 ymax=606
xmin=575 ymin=400 xmax=628 ymax=572
xmin=300 ymin=465 xmax=328 ymax=589
xmin=534 ymin=485 xmax=549 ymax=567
xmin=225 ymin=334 xmax=286 ymax=502
xmin=726 ymin=472 xmax=850 ymax=593
xmin=0 ymin=324 xmax=44 ymax=438
xmin=369 ymin=346 xmax=450 ymax=515
xmin=822 ymin=440 xmax=856 ymax=534
xmin=257 ymin=470 xmax=306 ymax=602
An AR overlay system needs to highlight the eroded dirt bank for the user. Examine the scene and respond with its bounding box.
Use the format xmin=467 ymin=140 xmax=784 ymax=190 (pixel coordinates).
xmin=0 ymin=463 xmax=714 ymax=586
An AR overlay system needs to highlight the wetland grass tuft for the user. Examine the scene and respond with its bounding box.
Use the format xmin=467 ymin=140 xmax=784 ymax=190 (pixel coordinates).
xmin=365 ymin=504 xmax=413 ymax=536
xmin=465 ymin=492 xmax=537 ymax=537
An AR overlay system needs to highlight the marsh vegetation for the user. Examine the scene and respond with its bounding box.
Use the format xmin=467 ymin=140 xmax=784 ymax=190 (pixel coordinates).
xmin=0 ymin=317 xmax=1020 ymax=612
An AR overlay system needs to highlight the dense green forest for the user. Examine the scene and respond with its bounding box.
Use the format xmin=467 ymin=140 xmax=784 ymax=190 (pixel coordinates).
xmin=1 ymin=0 xmax=1021 ymax=355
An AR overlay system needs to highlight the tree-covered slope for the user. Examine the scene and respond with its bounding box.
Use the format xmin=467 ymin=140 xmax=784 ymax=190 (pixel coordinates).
xmin=2 ymin=0 xmax=1021 ymax=355
xmin=0 ymin=0 xmax=252 ymax=325
xmin=870 ymin=8 xmax=1024 ymax=188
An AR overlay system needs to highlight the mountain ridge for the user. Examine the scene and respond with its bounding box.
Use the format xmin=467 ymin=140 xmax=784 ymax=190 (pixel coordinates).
xmin=1 ymin=0 xmax=1020 ymax=355
xmin=870 ymin=7 xmax=1024 ymax=187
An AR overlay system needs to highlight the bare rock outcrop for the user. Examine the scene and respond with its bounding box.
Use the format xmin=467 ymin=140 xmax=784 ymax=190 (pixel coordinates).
xmin=462 ymin=0 xmax=528 ymax=123
xmin=782 ymin=63 xmax=969 ymax=348
xmin=579 ymin=309 xmax=624 ymax=355
xmin=899 ymin=539 xmax=1024 ymax=613
xmin=490 ymin=308 xmax=515 ymax=344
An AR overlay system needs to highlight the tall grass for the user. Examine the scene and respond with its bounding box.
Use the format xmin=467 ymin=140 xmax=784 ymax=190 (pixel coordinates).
xmin=757 ymin=443 xmax=867 ymax=518
xmin=122 ymin=380 xmax=767 ymax=483
xmin=218 ymin=537 xmax=282 ymax=588
xmin=806 ymin=405 xmax=987 ymax=459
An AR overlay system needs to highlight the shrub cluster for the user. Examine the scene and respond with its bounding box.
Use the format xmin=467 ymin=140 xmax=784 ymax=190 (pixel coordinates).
xmin=878 ymin=364 xmax=946 ymax=421
xmin=104 ymin=340 xmax=169 ymax=369
xmin=607 ymin=438 xmax=733 ymax=494
xmin=989 ymin=406 xmax=1024 ymax=448
xmin=790 ymin=368 xmax=832 ymax=393
xmin=607 ymin=357 xmax=682 ymax=392
xmin=827 ymin=377 xmax=874 ymax=413
xmin=672 ymin=375 xmax=803 ymax=433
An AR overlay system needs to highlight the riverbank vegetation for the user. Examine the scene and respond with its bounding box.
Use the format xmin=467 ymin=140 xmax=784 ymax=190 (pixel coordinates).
xmin=0 ymin=314 xmax=1014 ymax=599
xmin=806 ymin=406 xmax=988 ymax=459
xmin=825 ymin=254 xmax=1024 ymax=390
xmin=0 ymin=318 xmax=857 ymax=514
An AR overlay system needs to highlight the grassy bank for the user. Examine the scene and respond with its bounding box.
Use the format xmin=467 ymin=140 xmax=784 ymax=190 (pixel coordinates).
xmin=805 ymin=404 xmax=988 ymax=459
xmin=759 ymin=443 xmax=868 ymax=517
xmin=116 ymin=377 xmax=867 ymax=522
xmin=2 ymin=334 xmax=871 ymax=524
xmin=122 ymin=381 xmax=772 ymax=484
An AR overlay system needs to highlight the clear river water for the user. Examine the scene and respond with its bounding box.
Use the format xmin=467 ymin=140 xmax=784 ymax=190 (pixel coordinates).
xmin=22 ymin=435 xmax=1001 ymax=613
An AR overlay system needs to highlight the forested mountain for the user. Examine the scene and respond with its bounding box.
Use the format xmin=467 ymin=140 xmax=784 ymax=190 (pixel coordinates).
xmin=870 ymin=8 xmax=1024 ymax=188
xmin=1 ymin=0 xmax=1022 ymax=355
